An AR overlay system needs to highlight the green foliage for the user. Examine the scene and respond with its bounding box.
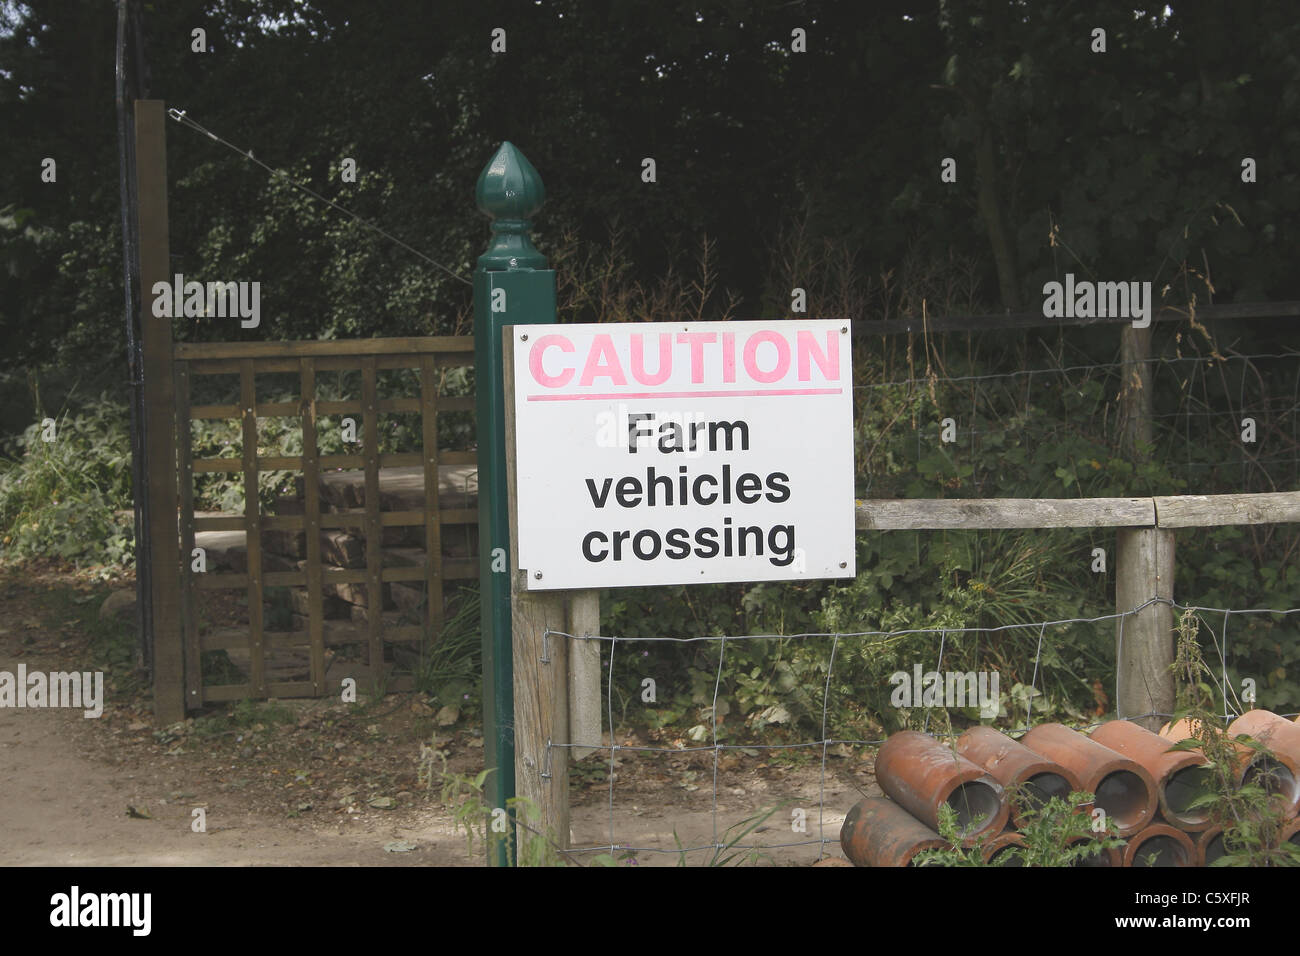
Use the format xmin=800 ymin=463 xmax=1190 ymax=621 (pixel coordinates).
xmin=1004 ymin=788 xmax=1125 ymax=867
xmin=673 ymin=803 xmax=784 ymax=867
xmin=910 ymin=802 xmax=997 ymax=867
xmin=1170 ymin=611 xmax=1300 ymax=867
xmin=429 ymin=750 xmax=579 ymax=867
xmin=411 ymin=584 xmax=481 ymax=709
xmin=2 ymin=1 xmax=1298 ymax=761
xmin=229 ymin=697 xmax=295 ymax=729
xmin=912 ymin=787 xmax=1122 ymax=868
xmin=0 ymin=394 xmax=135 ymax=569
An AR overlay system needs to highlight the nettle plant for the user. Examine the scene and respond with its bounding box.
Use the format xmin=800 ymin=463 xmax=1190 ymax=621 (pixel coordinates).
xmin=1167 ymin=610 xmax=1300 ymax=867
xmin=912 ymin=787 xmax=1122 ymax=868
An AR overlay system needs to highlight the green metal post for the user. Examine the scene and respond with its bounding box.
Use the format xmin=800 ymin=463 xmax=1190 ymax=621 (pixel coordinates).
xmin=474 ymin=141 xmax=555 ymax=867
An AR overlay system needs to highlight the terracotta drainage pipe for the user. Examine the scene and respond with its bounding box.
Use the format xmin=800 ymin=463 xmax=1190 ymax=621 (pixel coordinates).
xmin=980 ymin=831 xmax=1024 ymax=866
xmin=957 ymin=726 xmax=1083 ymax=828
xmin=1195 ymin=825 xmax=1226 ymax=867
xmin=1160 ymin=718 xmax=1205 ymax=740
xmin=1123 ymin=823 xmax=1196 ymax=867
xmin=840 ymin=797 xmax=947 ymax=867
xmin=1192 ymin=821 xmax=1299 ymax=864
xmin=1226 ymin=710 xmax=1300 ymax=814
xmin=1090 ymin=719 xmax=1215 ymax=831
xmin=1020 ymin=724 xmax=1157 ymax=837
xmin=875 ymin=730 xmax=1009 ymax=842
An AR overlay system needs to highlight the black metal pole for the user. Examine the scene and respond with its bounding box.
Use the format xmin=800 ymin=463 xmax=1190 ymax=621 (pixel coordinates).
xmin=116 ymin=0 xmax=152 ymax=671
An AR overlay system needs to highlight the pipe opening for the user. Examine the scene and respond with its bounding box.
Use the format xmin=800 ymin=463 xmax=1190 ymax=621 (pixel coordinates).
xmin=988 ymin=846 xmax=1023 ymax=867
xmin=1130 ymin=835 xmax=1189 ymax=867
xmin=1094 ymin=770 xmax=1150 ymax=828
xmin=1241 ymin=757 xmax=1297 ymax=804
xmin=1021 ymin=771 xmax=1073 ymax=812
xmin=1163 ymin=765 xmax=1215 ymax=823
xmin=1202 ymin=832 xmax=1226 ymax=865
xmin=945 ymin=781 xmax=1002 ymax=836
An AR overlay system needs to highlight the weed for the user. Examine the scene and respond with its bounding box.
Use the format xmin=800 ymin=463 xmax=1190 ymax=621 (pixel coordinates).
xmin=672 ymin=803 xmax=784 ymax=866
xmin=1167 ymin=610 xmax=1300 ymax=867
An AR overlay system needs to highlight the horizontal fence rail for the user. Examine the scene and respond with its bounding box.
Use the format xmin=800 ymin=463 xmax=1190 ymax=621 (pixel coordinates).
xmin=855 ymin=491 xmax=1300 ymax=530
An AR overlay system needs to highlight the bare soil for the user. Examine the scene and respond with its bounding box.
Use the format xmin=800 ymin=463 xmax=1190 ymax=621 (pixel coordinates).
xmin=0 ymin=563 xmax=869 ymax=866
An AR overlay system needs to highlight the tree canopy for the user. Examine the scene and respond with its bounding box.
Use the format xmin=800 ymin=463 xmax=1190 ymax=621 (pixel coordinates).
xmin=2 ymin=0 xmax=1299 ymax=376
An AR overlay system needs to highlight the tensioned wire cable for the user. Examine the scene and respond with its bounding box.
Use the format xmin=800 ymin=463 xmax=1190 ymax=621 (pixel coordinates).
xmin=166 ymin=107 xmax=472 ymax=286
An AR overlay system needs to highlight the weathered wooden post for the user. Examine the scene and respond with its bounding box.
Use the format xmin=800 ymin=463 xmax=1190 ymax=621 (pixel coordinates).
xmin=1119 ymin=323 xmax=1154 ymax=462
xmin=1115 ymin=527 xmax=1175 ymax=731
xmin=473 ymin=142 xmax=557 ymax=864
xmin=502 ymin=338 xmax=571 ymax=857
xmin=135 ymin=100 xmax=185 ymax=726
xmin=1117 ymin=318 xmax=1173 ymax=730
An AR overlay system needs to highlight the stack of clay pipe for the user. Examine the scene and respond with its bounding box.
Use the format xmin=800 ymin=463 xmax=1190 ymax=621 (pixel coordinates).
xmin=1164 ymin=709 xmax=1300 ymax=865
xmin=839 ymin=711 xmax=1300 ymax=867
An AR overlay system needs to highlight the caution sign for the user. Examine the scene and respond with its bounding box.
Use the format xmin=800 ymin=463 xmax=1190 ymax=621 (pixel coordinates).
xmin=511 ymin=320 xmax=856 ymax=590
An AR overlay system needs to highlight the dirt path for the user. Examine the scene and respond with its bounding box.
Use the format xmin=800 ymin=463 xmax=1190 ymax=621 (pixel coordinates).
xmin=0 ymin=567 xmax=475 ymax=866
xmin=0 ymin=565 xmax=862 ymax=866
xmin=0 ymin=703 xmax=468 ymax=866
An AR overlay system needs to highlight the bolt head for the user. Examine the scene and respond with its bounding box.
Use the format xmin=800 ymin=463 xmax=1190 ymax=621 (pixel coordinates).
xmin=534 ymin=570 xmax=542 ymax=579
xmin=521 ymin=333 xmax=529 ymax=341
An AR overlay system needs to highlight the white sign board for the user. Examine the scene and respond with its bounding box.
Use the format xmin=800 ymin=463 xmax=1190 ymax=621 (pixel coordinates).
xmin=511 ymin=320 xmax=855 ymax=590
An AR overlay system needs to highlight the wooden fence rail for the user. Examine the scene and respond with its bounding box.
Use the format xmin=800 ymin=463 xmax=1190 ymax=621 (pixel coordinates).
xmin=854 ymin=489 xmax=1300 ymax=732
xmin=854 ymin=491 xmax=1300 ymax=530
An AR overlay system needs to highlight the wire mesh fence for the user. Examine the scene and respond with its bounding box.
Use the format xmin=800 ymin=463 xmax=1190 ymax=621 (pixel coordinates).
xmin=541 ymin=598 xmax=1300 ymax=864
xmin=853 ymin=333 xmax=1300 ymax=498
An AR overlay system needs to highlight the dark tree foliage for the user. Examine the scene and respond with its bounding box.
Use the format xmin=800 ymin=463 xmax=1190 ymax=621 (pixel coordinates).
xmin=1 ymin=0 xmax=1298 ymax=375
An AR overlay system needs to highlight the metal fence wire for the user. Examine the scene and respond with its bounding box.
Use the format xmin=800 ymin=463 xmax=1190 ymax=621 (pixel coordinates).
xmin=539 ymin=599 xmax=1300 ymax=862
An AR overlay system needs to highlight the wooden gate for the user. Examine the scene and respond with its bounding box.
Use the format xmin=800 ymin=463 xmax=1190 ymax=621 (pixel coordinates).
xmin=172 ymin=338 xmax=477 ymax=705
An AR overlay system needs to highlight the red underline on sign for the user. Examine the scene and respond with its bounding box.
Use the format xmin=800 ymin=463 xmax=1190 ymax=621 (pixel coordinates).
xmin=526 ymin=388 xmax=844 ymax=401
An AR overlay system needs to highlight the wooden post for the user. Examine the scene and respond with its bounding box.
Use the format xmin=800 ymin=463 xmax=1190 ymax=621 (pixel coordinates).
xmin=360 ymin=358 xmax=383 ymax=680
xmin=1120 ymin=324 xmax=1153 ymax=461
xmin=1119 ymin=318 xmax=1163 ymax=731
xmin=1115 ymin=527 xmax=1175 ymax=731
xmin=504 ymin=328 xmax=569 ymax=859
xmin=300 ymin=358 xmax=326 ymax=695
xmin=568 ymin=591 xmax=602 ymax=761
xmin=239 ymin=359 xmax=266 ymax=697
xmin=135 ymin=100 xmax=185 ymax=726
xmin=174 ymin=362 xmax=201 ymax=708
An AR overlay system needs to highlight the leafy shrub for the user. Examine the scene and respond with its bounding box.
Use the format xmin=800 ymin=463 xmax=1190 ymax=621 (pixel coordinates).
xmin=0 ymin=394 xmax=134 ymax=568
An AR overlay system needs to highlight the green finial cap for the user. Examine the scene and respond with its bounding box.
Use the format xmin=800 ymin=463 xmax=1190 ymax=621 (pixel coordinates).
xmin=475 ymin=141 xmax=547 ymax=271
